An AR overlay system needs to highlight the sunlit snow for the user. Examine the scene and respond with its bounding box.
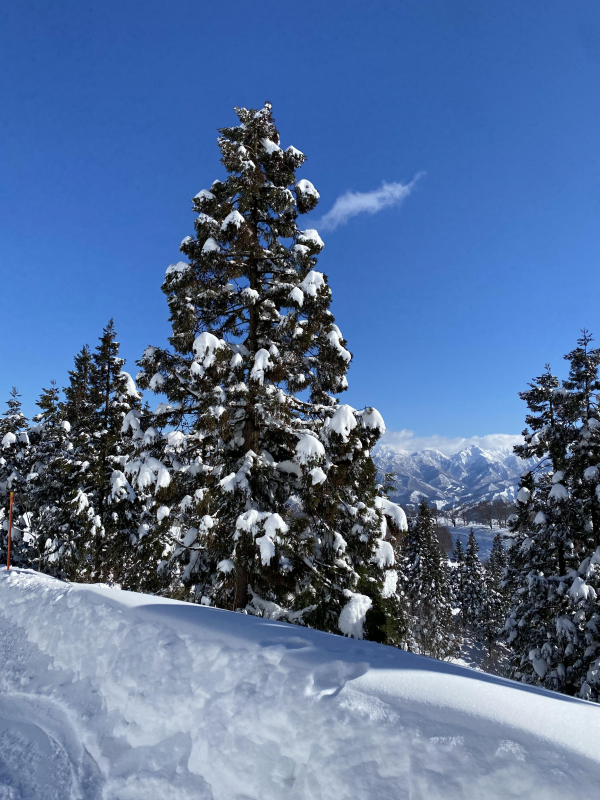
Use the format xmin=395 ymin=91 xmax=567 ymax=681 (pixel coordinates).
xmin=1 ymin=571 xmax=599 ymax=799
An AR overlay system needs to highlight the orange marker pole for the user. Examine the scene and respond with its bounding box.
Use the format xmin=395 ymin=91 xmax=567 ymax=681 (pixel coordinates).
xmin=7 ymin=491 xmax=13 ymax=571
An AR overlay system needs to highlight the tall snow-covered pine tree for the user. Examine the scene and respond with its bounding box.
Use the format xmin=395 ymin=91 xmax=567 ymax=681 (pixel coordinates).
xmin=505 ymin=333 xmax=600 ymax=699
xmin=0 ymin=388 xmax=34 ymax=567
xmin=132 ymin=103 xmax=407 ymax=642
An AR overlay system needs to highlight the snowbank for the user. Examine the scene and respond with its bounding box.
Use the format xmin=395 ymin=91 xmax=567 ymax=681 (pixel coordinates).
xmin=0 ymin=569 xmax=599 ymax=799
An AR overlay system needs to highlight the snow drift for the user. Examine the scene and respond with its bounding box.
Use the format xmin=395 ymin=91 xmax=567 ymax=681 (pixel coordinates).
xmin=0 ymin=569 xmax=599 ymax=800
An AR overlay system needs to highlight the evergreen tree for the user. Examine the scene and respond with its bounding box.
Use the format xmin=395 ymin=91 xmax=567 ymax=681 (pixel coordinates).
xmin=560 ymin=332 xmax=600 ymax=699
xmin=27 ymin=382 xmax=78 ymax=576
xmin=504 ymin=362 xmax=573 ymax=691
xmin=479 ymin=531 xmax=509 ymax=655
xmin=404 ymin=502 xmax=457 ymax=659
xmin=0 ymin=330 xmax=144 ymax=586
xmin=60 ymin=323 xmax=141 ymax=583
xmin=505 ymin=333 xmax=600 ymax=699
xmin=63 ymin=345 xmax=95 ymax=433
xmin=131 ymin=103 xmax=408 ymax=643
xmin=86 ymin=320 xmax=141 ymax=581
xmin=56 ymin=344 xmax=99 ymax=578
xmin=0 ymin=388 xmax=35 ymax=567
xmin=449 ymin=537 xmax=466 ymax=631
xmin=462 ymin=529 xmax=486 ymax=633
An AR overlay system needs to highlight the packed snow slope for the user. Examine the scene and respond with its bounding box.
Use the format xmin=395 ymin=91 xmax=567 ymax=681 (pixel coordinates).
xmin=1 ymin=570 xmax=599 ymax=800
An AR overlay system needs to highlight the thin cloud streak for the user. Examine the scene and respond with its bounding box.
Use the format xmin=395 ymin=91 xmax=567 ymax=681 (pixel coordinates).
xmin=376 ymin=429 xmax=523 ymax=457
xmin=318 ymin=174 xmax=423 ymax=231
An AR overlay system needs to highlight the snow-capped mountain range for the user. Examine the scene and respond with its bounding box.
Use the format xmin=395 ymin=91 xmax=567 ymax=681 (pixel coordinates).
xmin=374 ymin=444 xmax=537 ymax=509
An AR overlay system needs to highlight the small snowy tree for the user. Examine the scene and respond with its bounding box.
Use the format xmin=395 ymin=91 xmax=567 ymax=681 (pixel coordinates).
xmin=131 ymin=103 xmax=408 ymax=643
xmin=449 ymin=537 xmax=466 ymax=631
xmin=462 ymin=529 xmax=486 ymax=634
xmin=404 ymin=502 xmax=457 ymax=659
xmin=479 ymin=531 xmax=509 ymax=655
xmin=0 ymin=388 xmax=35 ymax=567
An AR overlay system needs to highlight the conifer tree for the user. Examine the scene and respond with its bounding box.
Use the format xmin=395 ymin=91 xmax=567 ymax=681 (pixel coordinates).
xmin=86 ymin=320 xmax=141 ymax=581
xmin=404 ymin=502 xmax=456 ymax=659
xmin=130 ymin=103 xmax=407 ymax=642
xmin=27 ymin=382 xmax=78 ymax=576
xmin=60 ymin=323 xmax=141 ymax=583
xmin=450 ymin=537 xmax=466 ymax=631
xmin=504 ymin=364 xmax=572 ymax=690
xmin=562 ymin=331 xmax=600 ymax=555
xmin=560 ymin=332 xmax=600 ymax=699
xmin=479 ymin=531 xmax=509 ymax=655
xmin=505 ymin=333 xmax=600 ymax=699
xmin=0 ymin=388 xmax=34 ymax=567
xmin=63 ymin=346 xmax=96 ymax=433
xmin=54 ymin=344 xmax=99 ymax=578
xmin=462 ymin=529 xmax=486 ymax=633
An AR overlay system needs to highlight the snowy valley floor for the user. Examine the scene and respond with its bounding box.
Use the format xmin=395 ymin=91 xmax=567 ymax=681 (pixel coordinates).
xmin=447 ymin=524 xmax=500 ymax=560
xmin=0 ymin=570 xmax=599 ymax=800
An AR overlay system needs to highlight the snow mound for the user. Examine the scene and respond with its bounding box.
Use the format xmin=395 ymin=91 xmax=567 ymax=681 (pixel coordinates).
xmin=1 ymin=569 xmax=599 ymax=799
xmin=295 ymin=180 xmax=319 ymax=199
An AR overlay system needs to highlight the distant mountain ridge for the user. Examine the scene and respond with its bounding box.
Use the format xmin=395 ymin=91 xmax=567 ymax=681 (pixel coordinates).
xmin=374 ymin=444 xmax=537 ymax=509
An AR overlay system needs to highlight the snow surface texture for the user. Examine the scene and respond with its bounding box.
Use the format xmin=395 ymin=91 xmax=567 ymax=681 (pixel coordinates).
xmin=1 ymin=570 xmax=599 ymax=800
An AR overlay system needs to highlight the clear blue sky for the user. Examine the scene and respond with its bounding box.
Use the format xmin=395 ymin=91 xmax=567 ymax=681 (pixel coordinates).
xmin=2 ymin=0 xmax=600 ymax=442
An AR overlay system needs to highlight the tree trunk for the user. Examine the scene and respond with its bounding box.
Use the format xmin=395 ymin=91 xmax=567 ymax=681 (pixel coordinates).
xmin=557 ymin=544 xmax=565 ymax=577
xmin=243 ymin=249 xmax=259 ymax=453
xmin=235 ymin=567 xmax=249 ymax=610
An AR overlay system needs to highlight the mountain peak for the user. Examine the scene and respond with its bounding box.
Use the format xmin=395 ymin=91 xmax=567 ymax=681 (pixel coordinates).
xmin=375 ymin=444 xmax=536 ymax=508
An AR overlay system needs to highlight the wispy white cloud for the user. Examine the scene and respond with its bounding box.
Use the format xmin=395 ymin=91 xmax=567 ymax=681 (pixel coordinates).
xmin=376 ymin=429 xmax=523 ymax=457
xmin=318 ymin=175 xmax=422 ymax=231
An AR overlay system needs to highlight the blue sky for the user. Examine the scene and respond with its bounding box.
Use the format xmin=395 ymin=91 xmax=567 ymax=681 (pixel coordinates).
xmin=2 ymin=0 xmax=600 ymax=451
